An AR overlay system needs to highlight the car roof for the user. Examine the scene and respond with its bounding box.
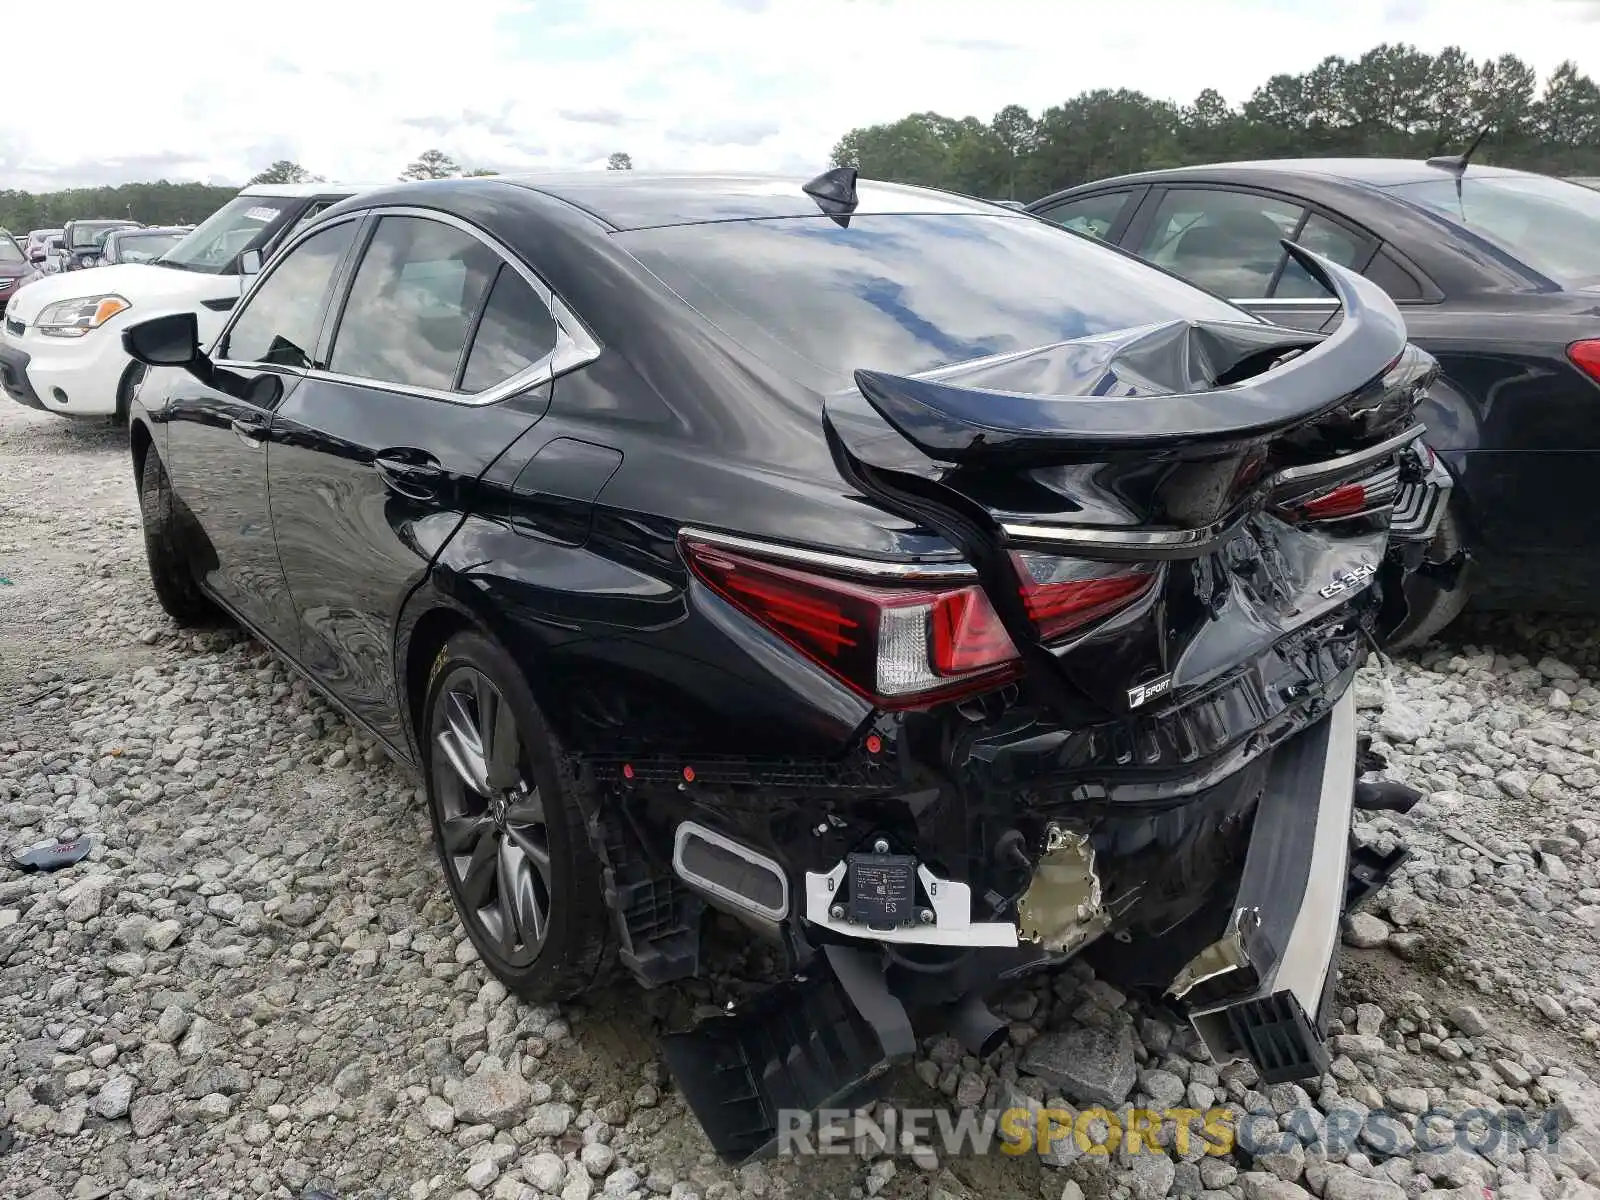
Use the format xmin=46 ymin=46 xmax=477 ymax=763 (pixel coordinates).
xmin=1054 ymin=157 xmax=1538 ymax=192
xmin=239 ymin=181 xmax=372 ymax=199
xmin=483 ymin=171 xmax=1009 ymax=231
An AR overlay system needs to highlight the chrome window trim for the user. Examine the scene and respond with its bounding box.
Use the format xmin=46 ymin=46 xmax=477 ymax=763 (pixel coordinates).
xmin=678 ymin=525 xmax=975 ymax=581
xmin=1231 ymin=297 xmax=1339 ymax=308
xmin=215 ymin=204 xmax=601 ymax=407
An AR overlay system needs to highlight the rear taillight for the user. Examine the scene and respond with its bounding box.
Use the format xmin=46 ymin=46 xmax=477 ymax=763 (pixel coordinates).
xmin=1569 ymin=339 xmax=1600 ymax=384
xmin=682 ymin=539 xmax=1154 ymax=708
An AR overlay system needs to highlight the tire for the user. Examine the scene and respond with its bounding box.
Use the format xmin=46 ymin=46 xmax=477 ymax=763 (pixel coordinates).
xmin=1387 ymin=507 xmax=1470 ymax=650
xmin=138 ymin=451 xmax=217 ymax=625
xmin=422 ymin=630 xmax=615 ymax=1001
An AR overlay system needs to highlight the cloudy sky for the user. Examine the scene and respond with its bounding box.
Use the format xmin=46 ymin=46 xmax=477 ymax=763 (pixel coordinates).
xmin=5 ymin=0 xmax=1597 ymax=191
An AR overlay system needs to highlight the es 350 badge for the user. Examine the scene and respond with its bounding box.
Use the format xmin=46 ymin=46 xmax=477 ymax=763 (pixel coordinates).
xmin=1318 ymin=561 xmax=1377 ymax=599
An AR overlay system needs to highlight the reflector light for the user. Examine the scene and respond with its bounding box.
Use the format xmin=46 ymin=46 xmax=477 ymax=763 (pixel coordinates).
xmin=1569 ymin=339 xmax=1600 ymax=384
xmin=1301 ymin=482 xmax=1369 ymax=520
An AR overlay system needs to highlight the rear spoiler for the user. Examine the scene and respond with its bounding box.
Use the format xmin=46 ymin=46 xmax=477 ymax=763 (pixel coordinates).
xmin=847 ymin=243 xmax=1409 ymax=466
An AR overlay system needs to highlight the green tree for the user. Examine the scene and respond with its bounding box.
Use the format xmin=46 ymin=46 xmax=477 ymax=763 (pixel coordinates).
xmin=464 ymin=167 xmax=500 ymax=176
xmin=400 ymin=149 xmax=460 ymax=181
xmin=247 ymin=160 xmax=321 ymax=186
xmin=606 ymin=152 xmax=633 ymax=171
xmin=828 ymin=44 xmax=1600 ymax=202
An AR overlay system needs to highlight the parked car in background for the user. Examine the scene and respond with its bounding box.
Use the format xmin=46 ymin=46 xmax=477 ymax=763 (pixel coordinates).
xmin=97 ymin=226 xmax=189 ymax=266
xmin=1029 ymin=159 xmax=1600 ymax=645
xmin=23 ymin=229 xmax=64 ymax=266
xmin=119 ymin=170 xmax=1444 ymax=1159
xmin=40 ymin=235 xmax=67 ymax=274
xmin=0 ymin=181 xmax=364 ymax=421
xmin=0 ymin=233 xmax=41 ymax=310
xmin=61 ymin=219 xmax=141 ymax=271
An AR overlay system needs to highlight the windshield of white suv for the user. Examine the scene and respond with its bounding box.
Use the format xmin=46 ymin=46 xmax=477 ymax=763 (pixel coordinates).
xmin=157 ymin=195 xmax=297 ymax=273
xmin=1388 ymin=173 xmax=1600 ymax=287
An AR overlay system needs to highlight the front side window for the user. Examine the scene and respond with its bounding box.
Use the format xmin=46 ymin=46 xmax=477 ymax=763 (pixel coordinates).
xmin=1135 ymin=190 xmax=1310 ymax=299
xmin=1037 ymin=191 xmax=1133 ymax=241
xmin=220 ymin=221 xmax=358 ymax=368
xmin=1388 ymin=173 xmax=1600 ymax=287
xmin=328 ymin=216 xmax=501 ymax=391
xmin=158 ymin=195 xmax=298 ymax=274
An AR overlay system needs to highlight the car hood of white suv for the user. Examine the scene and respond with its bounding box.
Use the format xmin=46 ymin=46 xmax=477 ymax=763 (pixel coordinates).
xmin=5 ymin=262 xmax=238 ymax=323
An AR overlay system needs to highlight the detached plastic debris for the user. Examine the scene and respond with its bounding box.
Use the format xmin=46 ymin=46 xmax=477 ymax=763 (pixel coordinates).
xmin=10 ymin=835 xmax=92 ymax=873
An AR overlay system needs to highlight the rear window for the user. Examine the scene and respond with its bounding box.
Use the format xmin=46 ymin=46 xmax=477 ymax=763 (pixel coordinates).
xmin=618 ymin=213 xmax=1249 ymax=392
xmin=1388 ymin=173 xmax=1600 ymax=287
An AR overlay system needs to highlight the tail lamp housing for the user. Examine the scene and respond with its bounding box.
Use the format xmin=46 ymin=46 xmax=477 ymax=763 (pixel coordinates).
xmin=682 ymin=538 xmax=1155 ymax=708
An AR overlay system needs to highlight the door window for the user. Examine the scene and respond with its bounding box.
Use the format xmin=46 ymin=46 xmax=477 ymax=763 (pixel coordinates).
xmin=328 ymin=215 xmax=500 ymax=392
xmin=1272 ymin=213 xmax=1368 ymax=298
xmin=1036 ymin=191 xmax=1134 ymax=241
xmin=219 ymin=220 xmax=358 ymax=368
xmin=1135 ymin=189 xmax=1306 ymax=299
xmin=459 ymin=266 xmax=559 ymax=392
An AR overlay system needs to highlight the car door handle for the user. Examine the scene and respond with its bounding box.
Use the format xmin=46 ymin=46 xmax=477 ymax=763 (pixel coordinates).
xmin=373 ymin=451 xmax=445 ymax=500
xmin=230 ymin=417 xmax=268 ymax=448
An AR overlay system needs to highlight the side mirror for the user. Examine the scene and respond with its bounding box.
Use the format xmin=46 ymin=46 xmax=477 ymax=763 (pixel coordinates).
xmin=27 ymin=249 xmax=43 ymax=263
xmin=122 ymin=312 xmax=202 ymax=368
xmin=239 ymin=249 xmax=262 ymax=276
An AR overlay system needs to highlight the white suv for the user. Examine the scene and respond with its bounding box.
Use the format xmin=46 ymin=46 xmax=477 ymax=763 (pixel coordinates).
xmin=0 ymin=182 xmax=365 ymax=420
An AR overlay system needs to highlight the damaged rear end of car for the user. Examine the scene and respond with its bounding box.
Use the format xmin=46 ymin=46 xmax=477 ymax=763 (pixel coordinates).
xmin=593 ymin=241 xmax=1449 ymax=1162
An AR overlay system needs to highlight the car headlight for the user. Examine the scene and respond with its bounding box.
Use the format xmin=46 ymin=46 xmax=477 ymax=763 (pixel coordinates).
xmin=36 ymin=294 xmax=130 ymax=338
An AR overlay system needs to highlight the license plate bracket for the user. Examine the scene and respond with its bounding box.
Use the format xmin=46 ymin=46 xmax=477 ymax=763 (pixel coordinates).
xmin=845 ymin=852 xmax=918 ymax=927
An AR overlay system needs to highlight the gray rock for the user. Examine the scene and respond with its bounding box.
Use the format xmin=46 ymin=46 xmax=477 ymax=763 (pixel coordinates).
xmin=522 ymin=1100 xmax=575 ymax=1138
xmin=1323 ymin=1167 xmax=1406 ymax=1200
xmin=1020 ymin=1023 xmax=1138 ymax=1106
xmin=1126 ymin=1153 xmax=1176 ymax=1200
xmin=128 ymin=1095 xmax=172 ymax=1137
xmin=454 ymin=1067 xmax=533 ymax=1130
xmin=522 ymin=1153 xmax=566 ymax=1191
xmin=90 ymin=1075 xmax=134 ymax=1119
xmin=1240 ymin=1172 xmax=1312 ymax=1200
xmin=1342 ymin=913 xmax=1390 ymax=949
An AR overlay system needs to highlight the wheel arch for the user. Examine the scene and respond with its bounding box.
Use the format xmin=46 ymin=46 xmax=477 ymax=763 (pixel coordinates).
xmin=129 ymin=414 xmax=155 ymax=490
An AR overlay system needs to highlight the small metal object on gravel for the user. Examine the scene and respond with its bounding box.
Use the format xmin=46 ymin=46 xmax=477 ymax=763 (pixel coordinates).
xmin=9 ymin=835 xmax=91 ymax=873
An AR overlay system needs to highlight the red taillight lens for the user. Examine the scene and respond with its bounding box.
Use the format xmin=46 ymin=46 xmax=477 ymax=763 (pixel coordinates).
xmin=683 ymin=539 xmax=1156 ymax=708
xmin=1300 ymin=482 xmax=1369 ymax=521
xmin=1569 ymin=339 xmax=1600 ymax=383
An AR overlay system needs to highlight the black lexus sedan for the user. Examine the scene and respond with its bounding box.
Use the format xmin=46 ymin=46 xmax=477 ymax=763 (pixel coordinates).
xmin=120 ymin=171 xmax=1446 ymax=1158
xmin=1030 ymin=159 xmax=1600 ymax=644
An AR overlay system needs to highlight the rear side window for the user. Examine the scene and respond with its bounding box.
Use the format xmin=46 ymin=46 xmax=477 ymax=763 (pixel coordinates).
xmin=460 ymin=266 xmax=558 ymax=392
xmin=1134 ymin=189 xmax=1307 ymax=299
xmin=329 ymin=215 xmax=500 ymax=391
xmin=620 ymin=213 xmax=1248 ymax=393
xmin=1364 ymin=248 xmax=1426 ymax=301
xmin=1274 ymin=214 xmax=1369 ymax=298
xmin=221 ymin=220 xmax=358 ymax=367
xmin=1036 ymin=191 xmax=1134 ymax=241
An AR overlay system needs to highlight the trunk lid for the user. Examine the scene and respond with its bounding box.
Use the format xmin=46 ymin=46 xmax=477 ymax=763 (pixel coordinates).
xmin=822 ymin=245 xmax=1438 ymax=724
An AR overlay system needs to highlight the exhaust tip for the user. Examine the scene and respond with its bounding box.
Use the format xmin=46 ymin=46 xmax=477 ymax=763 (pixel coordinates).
xmin=672 ymin=821 xmax=789 ymax=925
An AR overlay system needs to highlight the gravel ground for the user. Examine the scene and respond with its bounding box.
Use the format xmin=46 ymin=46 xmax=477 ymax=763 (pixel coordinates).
xmin=6 ymin=399 xmax=1600 ymax=1200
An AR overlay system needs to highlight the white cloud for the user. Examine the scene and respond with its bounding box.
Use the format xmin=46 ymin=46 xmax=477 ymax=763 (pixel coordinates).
xmin=5 ymin=0 xmax=1597 ymax=191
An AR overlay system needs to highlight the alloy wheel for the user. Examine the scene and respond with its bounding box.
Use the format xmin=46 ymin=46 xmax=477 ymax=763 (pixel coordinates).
xmin=430 ymin=665 xmax=553 ymax=967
